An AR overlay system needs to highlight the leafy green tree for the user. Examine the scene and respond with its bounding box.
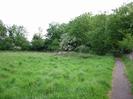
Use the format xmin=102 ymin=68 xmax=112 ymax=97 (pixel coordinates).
xmin=46 ymin=2 xmax=133 ymax=54
xmin=0 ymin=20 xmax=7 ymax=37
xmin=31 ymin=33 xmax=44 ymax=51
xmin=88 ymin=14 xmax=109 ymax=55
xmin=67 ymin=13 xmax=92 ymax=46
xmin=114 ymin=2 xmax=133 ymax=34
xmin=0 ymin=37 xmax=14 ymax=50
xmin=106 ymin=2 xmax=133 ymax=55
xmin=46 ymin=23 xmax=66 ymax=51
xmin=0 ymin=20 xmax=12 ymax=50
xmin=7 ymin=25 xmax=30 ymax=50
xmin=119 ymin=34 xmax=133 ymax=53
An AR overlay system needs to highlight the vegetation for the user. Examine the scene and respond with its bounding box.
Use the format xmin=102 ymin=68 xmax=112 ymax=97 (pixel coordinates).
xmin=119 ymin=34 xmax=133 ymax=53
xmin=0 ymin=24 xmax=30 ymax=50
xmin=0 ymin=52 xmax=114 ymax=99
xmin=0 ymin=2 xmax=133 ymax=55
xmin=31 ymin=33 xmax=44 ymax=51
xmin=123 ymin=57 xmax=133 ymax=92
xmin=0 ymin=2 xmax=133 ymax=99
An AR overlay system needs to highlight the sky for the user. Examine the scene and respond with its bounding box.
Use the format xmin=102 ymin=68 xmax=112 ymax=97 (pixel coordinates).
xmin=0 ymin=0 xmax=132 ymax=40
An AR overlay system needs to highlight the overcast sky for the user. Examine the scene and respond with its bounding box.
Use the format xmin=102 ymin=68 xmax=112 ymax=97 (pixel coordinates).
xmin=0 ymin=0 xmax=132 ymax=40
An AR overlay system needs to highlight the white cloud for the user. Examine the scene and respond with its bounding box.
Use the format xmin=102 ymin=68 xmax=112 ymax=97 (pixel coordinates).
xmin=0 ymin=0 xmax=132 ymax=40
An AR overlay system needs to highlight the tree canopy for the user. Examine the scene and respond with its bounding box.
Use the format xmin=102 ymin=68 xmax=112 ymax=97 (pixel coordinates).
xmin=0 ymin=2 xmax=133 ymax=55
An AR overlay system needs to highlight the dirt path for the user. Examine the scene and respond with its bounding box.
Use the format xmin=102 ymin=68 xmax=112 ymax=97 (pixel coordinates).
xmin=110 ymin=58 xmax=133 ymax=99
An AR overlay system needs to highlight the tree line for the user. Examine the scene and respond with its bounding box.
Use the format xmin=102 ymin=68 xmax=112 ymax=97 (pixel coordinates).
xmin=0 ymin=2 xmax=133 ymax=56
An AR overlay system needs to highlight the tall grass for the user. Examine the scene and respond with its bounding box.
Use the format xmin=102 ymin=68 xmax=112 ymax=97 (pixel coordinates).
xmin=122 ymin=57 xmax=133 ymax=92
xmin=0 ymin=52 xmax=114 ymax=99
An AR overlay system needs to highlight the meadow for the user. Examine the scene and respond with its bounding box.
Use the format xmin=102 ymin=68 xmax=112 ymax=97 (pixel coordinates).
xmin=0 ymin=52 xmax=114 ymax=99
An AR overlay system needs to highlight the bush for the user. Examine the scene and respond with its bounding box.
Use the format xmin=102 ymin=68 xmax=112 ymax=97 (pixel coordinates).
xmin=75 ymin=45 xmax=90 ymax=53
xmin=0 ymin=37 xmax=14 ymax=50
xmin=60 ymin=33 xmax=77 ymax=51
xmin=112 ymin=49 xmax=122 ymax=57
xmin=119 ymin=34 xmax=133 ymax=52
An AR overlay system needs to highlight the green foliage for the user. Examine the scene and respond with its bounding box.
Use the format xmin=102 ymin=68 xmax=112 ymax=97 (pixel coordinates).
xmin=119 ymin=34 xmax=133 ymax=53
xmin=0 ymin=52 xmax=114 ymax=99
xmin=75 ymin=45 xmax=90 ymax=53
xmin=0 ymin=20 xmax=7 ymax=37
xmin=123 ymin=56 xmax=133 ymax=92
xmin=0 ymin=2 xmax=133 ymax=54
xmin=88 ymin=14 xmax=111 ymax=55
xmin=45 ymin=23 xmax=66 ymax=51
xmin=31 ymin=34 xmax=44 ymax=51
xmin=0 ymin=24 xmax=29 ymax=50
xmin=57 ymin=4 xmax=133 ymax=54
xmin=90 ymin=32 xmax=110 ymax=55
xmin=60 ymin=33 xmax=77 ymax=51
xmin=7 ymin=25 xmax=29 ymax=49
xmin=48 ymin=38 xmax=59 ymax=51
xmin=67 ymin=13 xmax=92 ymax=45
xmin=0 ymin=37 xmax=14 ymax=50
xmin=109 ymin=2 xmax=133 ymax=54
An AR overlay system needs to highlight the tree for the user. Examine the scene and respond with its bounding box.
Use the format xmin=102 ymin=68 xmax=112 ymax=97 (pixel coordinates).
xmin=0 ymin=20 xmax=12 ymax=50
xmin=88 ymin=14 xmax=112 ymax=55
xmin=0 ymin=20 xmax=7 ymax=37
xmin=0 ymin=37 xmax=14 ymax=50
xmin=60 ymin=33 xmax=77 ymax=51
xmin=45 ymin=2 xmax=133 ymax=54
xmin=67 ymin=13 xmax=92 ymax=46
xmin=119 ymin=34 xmax=133 ymax=53
xmin=7 ymin=25 xmax=30 ymax=50
xmin=106 ymin=2 xmax=133 ymax=55
xmin=45 ymin=23 xmax=66 ymax=51
xmin=31 ymin=33 xmax=44 ymax=51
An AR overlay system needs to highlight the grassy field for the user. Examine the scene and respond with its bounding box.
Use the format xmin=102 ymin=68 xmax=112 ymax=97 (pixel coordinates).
xmin=0 ymin=52 xmax=114 ymax=99
xmin=123 ymin=57 xmax=133 ymax=92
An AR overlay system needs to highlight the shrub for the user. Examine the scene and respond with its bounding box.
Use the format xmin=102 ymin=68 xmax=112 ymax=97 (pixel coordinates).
xmin=75 ymin=45 xmax=90 ymax=53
